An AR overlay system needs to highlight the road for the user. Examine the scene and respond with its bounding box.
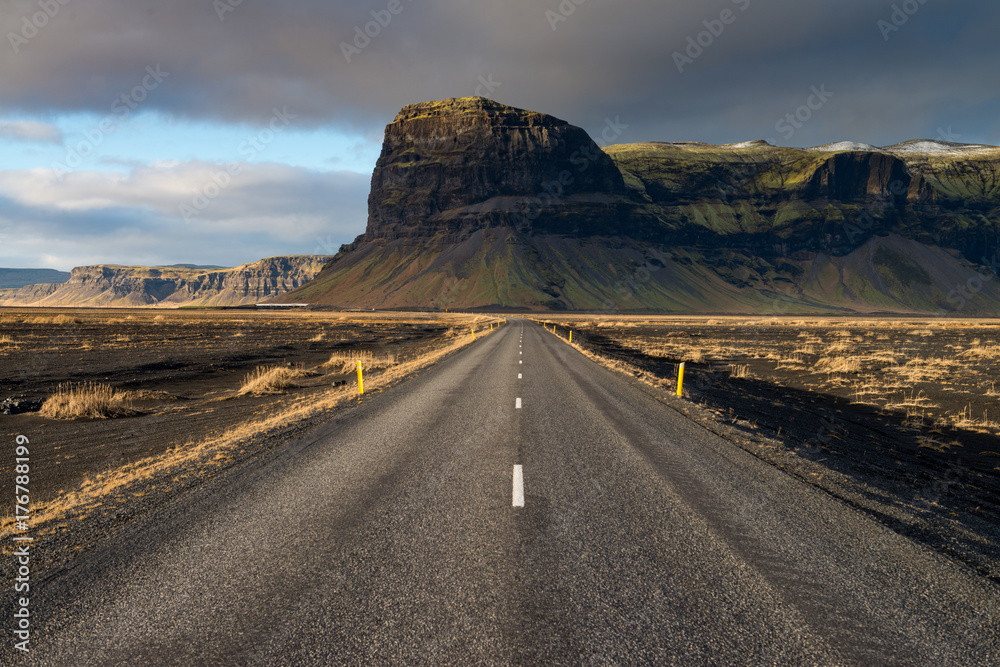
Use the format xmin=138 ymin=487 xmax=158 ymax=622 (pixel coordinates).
xmin=6 ymin=320 xmax=999 ymax=665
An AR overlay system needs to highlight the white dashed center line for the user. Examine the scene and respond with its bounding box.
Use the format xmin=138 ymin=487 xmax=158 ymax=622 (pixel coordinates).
xmin=516 ymin=397 xmax=522 ymax=409
xmin=512 ymin=465 xmax=524 ymax=507
xmin=518 ymin=373 xmax=522 ymax=379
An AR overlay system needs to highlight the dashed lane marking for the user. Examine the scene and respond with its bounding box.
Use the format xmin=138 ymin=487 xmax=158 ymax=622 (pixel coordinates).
xmin=512 ymin=465 xmax=524 ymax=507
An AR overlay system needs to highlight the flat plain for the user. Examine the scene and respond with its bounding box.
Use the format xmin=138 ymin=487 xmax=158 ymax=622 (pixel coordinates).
xmin=2 ymin=316 xmax=998 ymax=664
xmin=0 ymin=307 xmax=493 ymax=574
xmin=537 ymin=315 xmax=1000 ymax=581
xmin=3 ymin=310 xmax=999 ymax=587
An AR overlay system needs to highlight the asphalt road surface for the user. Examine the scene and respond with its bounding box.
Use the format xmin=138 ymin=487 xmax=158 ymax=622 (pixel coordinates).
xmin=6 ymin=320 xmax=999 ymax=665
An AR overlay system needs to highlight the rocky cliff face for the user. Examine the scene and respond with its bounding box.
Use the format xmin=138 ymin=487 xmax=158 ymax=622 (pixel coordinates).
xmin=0 ymin=256 xmax=329 ymax=307
xmin=607 ymin=140 xmax=1000 ymax=261
xmin=0 ymin=282 xmax=61 ymax=303
xmin=284 ymin=97 xmax=1000 ymax=313
xmin=804 ymin=151 xmax=913 ymax=200
xmin=363 ymin=97 xmax=640 ymax=241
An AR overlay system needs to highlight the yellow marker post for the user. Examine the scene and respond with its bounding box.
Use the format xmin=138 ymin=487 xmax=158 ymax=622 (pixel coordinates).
xmin=676 ymin=362 xmax=685 ymax=397
xmin=357 ymin=360 xmax=364 ymax=395
xmin=471 ymin=327 xmax=475 ymax=341
xmin=569 ymin=330 xmax=573 ymax=343
xmin=491 ymin=323 xmax=493 ymax=331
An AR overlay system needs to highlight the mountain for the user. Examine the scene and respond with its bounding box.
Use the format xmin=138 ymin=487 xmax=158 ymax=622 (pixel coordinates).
xmin=280 ymin=96 xmax=1000 ymax=312
xmin=0 ymin=256 xmax=328 ymax=308
xmin=0 ymin=268 xmax=70 ymax=289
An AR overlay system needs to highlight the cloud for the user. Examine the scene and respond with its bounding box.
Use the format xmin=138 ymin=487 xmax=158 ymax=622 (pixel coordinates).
xmin=0 ymin=162 xmax=369 ymax=269
xmin=0 ymin=120 xmax=62 ymax=143
xmin=2 ymin=0 xmax=999 ymax=272
xmin=1 ymin=0 xmax=999 ymax=146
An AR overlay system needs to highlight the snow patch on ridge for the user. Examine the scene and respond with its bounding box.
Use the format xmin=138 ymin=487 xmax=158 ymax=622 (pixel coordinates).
xmin=882 ymin=140 xmax=995 ymax=156
xmin=808 ymin=141 xmax=880 ymax=153
xmin=723 ymin=140 xmax=775 ymax=149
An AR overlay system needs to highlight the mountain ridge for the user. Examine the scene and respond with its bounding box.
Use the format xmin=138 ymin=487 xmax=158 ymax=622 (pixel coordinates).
xmin=0 ymin=256 xmax=329 ymax=308
xmin=0 ymin=268 xmax=71 ymax=289
xmin=279 ymin=97 xmax=1000 ymax=313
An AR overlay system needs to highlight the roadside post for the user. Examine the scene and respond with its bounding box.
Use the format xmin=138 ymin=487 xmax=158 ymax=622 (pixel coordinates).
xmin=569 ymin=330 xmax=573 ymax=343
xmin=677 ymin=362 xmax=685 ymax=397
xmin=357 ymin=361 xmax=364 ymax=395
xmin=471 ymin=327 xmax=475 ymax=341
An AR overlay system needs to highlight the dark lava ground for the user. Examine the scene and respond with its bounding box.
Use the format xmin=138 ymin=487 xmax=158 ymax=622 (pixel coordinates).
xmin=559 ymin=320 xmax=1000 ymax=584
xmin=0 ymin=308 xmax=455 ymax=504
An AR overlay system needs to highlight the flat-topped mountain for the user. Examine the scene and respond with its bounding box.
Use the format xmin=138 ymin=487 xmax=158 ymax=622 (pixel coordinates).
xmin=281 ymin=98 xmax=1000 ymax=312
xmin=362 ymin=97 xmax=640 ymax=241
xmin=0 ymin=256 xmax=329 ymax=308
xmin=279 ymin=97 xmax=1000 ymax=312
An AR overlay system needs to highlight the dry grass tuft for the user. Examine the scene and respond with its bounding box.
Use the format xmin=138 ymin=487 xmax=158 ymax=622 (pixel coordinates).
xmin=324 ymin=350 xmax=397 ymax=374
xmin=776 ymin=353 xmax=807 ymax=370
xmin=729 ymin=364 xmax=751 ymax=379
xmin=236 ymin=365 xmax=308 ymax=396
xmin=959 ymin=343 xmax=1000 ymax=359
xmin=815 ymin=355 xmax=863 ymax=374
xmin=889 ymin=357 xmax=960 ymax=383
xmin=948 ymin=404 xmax=1000 ymax=433
xmin=40 ymin=382 xmax=134 ymax=419
xmin=917 ymin=436 xmax=961 ymax=452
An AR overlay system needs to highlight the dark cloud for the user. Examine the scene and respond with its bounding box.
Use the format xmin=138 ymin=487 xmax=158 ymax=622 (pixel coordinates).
xmin=2 ymin=0 xmax=999 ymax=146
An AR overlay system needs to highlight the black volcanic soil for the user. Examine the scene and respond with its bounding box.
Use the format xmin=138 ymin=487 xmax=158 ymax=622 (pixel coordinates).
xmin=559 ymin=319 xmax=1000 ymax=583
xmin=0 ymin=308 xmax=455 ymax=505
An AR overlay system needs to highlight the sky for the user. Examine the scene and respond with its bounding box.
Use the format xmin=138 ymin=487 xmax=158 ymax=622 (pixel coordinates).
xmin=1 ymin=0 xmax=998 ymax=270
